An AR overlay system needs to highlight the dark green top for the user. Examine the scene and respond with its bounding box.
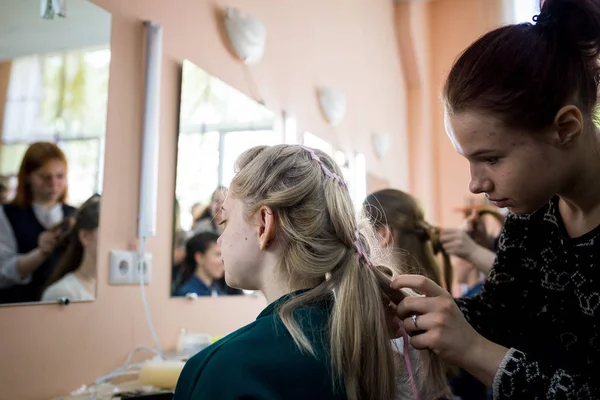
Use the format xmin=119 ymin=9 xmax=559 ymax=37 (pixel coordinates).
xmin=173 ymin=290 xmax=346 ymax=400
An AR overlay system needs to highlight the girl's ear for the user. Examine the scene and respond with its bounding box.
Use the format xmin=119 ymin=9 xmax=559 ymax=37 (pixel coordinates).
xmin=256 ymin=206 xmax=276 ymax=250
xmin=376 ymin=225 xmax=393 ymax=247
xmin=78 ymin=230 xmax=91 ymax=247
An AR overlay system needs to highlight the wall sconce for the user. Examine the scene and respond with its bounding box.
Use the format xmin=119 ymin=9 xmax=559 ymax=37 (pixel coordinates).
xmin=40 ymin=0 xmax=66 ymax=19
xmin=372 ymin=132 xmax=391 ymax=160
xmin=317 ymin=86 xmax=346 ymax=127
xmin=222 ymin=7 xmax=266 ymax=65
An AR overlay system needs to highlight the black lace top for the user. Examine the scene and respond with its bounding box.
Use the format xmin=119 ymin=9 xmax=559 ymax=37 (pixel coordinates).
xmin=456 ymin=197 xmax=600 ymax=399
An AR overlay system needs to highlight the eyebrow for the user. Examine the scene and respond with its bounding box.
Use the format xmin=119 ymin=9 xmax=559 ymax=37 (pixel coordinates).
xmin=465 ymin=149 xmax=498 ymax=159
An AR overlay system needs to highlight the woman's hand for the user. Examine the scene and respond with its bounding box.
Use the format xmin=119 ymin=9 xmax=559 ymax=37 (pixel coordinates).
xmin=442 ymin=228 xmax=497 ymax=274
xmin=392 ymin=275 xmax=508 ymax=386
xmin=38 ymin=230 xmax=59 ymax=255
xmin=440 ymin=228 xmax=478 ymax=260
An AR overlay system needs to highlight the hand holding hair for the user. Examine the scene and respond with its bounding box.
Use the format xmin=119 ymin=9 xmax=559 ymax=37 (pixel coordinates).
xmin=391 ymin=274 xmax=508 ymax=387
xmin=440 ymin=228 xmax=477 ymax=259
xmin=37 ymin=230 xmax=60 ymax=256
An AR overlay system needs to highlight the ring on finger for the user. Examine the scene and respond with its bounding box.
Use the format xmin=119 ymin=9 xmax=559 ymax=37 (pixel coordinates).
xmin=411 ymin=313 xmax=420 ymax=330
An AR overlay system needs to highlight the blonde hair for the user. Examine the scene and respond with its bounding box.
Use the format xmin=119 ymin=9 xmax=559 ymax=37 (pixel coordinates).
xmin=230 ymin=145 xmax=448 ymax=400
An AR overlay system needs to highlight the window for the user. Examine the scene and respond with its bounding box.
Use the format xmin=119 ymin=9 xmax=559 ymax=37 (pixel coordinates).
xmin=1 ymin=47 xmax=110 ymax=206
xmin=176 ymin=129 xmax=279 ymax=231
xmin=176 ymin=60 xmax=278 ymax=230
xmin=512 ymin=0 xmax=539 ymax=24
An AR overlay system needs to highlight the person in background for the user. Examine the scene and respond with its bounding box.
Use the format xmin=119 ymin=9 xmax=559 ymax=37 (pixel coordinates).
xmin=41 ymin=195 xmax=100 ymax=302
xmin=0 ymin=142 xmax=75 ymax=303
xmin=363 ymin=188 xmax=452 ymax=292
xmin=443 ymin=206 xmax=505 ymax=298
xmin=188 ymin=187 xmax=243 ymax=295
xmin=0 ymin=176 xmax=10 ymax=204
xmin=174 ymin=145 xmax=451 ymax=400
xmin=191 ymin=186 xmax=227 ymax=235
xmin=190 ymin=202 xmax=204 ymax=224
xmin=172 ymin=199 xmax=186 ymax=266
xmin=441 ymin=205 xmax=504 ymax=279
xmin=363 ymin=189 xmax=460 ymax=398
xmin=393 ymin=0 xmax=600 ymax=397
xmin=173 ymin=232 xmax=224 ymax=297
xmin=442 ymin=206 xmax=505 ymax=400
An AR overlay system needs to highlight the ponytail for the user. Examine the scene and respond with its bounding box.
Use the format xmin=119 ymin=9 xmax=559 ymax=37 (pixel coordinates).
xmin=231 ymin=145 xmax=450 ymax=400
xmin=43 ymin=195 xmax=100 ymax=291
xmin=421 ymin=222 xmax=453 ymax=293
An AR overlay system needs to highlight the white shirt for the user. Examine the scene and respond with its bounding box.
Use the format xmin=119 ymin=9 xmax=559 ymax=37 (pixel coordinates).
xmin=41 ymin=272 xmax=94 ymax=302
xmin=0 ymin=203 xmax=64 ymax=289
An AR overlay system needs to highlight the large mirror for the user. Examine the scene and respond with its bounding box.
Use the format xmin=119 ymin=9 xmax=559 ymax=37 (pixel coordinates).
xmin=172 ymin=60 xmax=278 ymax=298
xmin=0 ymin=0 xmax=111 ymax=305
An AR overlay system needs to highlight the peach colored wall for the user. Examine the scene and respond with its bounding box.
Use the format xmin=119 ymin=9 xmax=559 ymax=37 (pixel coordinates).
xmin=403 ymin=0 xmax=505 ymax=227
xmin=0 ymin=1 xmax=409 ymax=399
xmin=400 ymin=1 xmax=438 ymax=221
xmin=429 ymin=0 xmax=504 ymax=228
xmin=367 ymin=173 xmax=390 ymax=194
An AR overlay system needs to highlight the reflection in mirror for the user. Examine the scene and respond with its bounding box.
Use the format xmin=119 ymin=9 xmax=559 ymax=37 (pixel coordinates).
xmin=172 ymin=60 xmax=278 ymax=298
xmin=0 ymin=1 xmax=111 ymax=306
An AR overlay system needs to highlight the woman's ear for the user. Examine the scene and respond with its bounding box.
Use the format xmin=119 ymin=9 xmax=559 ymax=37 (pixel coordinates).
xmin=376 ymin=225 xmax=393 ymax=247
xmin=256 ymin=206 xmax=275 ymax=250
xmin=193 ymin=251 xmax=205 ymax=266
xmin=78 ymin=230 xmax=91 ymax=247
xmin=553 ymin=105 xmax=583 ymax=148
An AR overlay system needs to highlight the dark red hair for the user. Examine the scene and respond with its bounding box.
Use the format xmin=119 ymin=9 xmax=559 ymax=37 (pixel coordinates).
xmin=12 ymin=142 xmax=68 ymax=208
xmin=443 ymin=0 xmax=600 ymax=131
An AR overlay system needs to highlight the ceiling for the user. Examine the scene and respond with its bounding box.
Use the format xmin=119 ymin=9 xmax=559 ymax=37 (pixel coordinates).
xmin=0 ymin=0 xmax=111 ymax=62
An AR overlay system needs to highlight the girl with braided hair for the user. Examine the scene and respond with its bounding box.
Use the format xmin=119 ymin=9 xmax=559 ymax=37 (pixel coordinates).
xmin=174 ymin=145 xmax=451 ymax=400
xmin=363 ymin=189 xmax=452 ymax=293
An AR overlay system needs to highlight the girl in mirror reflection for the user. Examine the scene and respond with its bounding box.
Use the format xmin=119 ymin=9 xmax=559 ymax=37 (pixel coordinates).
xmin=41 ymin=195 xmax=100 ymax=302
xmin=186 ymin=186 xmax=242 ymax=295
xmin=173 ymin=232 xmax=224 ymax=297
xmin=174 ymin=145 xmax=451 ymax=400
xmin=0 ymin=142 xmax=75 ymax=304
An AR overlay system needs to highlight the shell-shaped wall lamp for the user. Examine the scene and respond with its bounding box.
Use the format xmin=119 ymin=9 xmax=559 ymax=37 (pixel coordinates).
xmin=222 ymin=7 xmax=266 ymax=65
xmin=317 ymin=86 xmax=346 ymax=127
xmin=372 ymin=132 xmax=391 ymax=160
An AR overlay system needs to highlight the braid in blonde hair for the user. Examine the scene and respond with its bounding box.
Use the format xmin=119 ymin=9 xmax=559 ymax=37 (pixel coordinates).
xmin=230 ymin=146 xmax=451 ymax=400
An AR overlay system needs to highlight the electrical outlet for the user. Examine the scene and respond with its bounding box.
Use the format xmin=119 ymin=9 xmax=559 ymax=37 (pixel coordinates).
xmin=109 ymin=250 xmax=152 ymax=285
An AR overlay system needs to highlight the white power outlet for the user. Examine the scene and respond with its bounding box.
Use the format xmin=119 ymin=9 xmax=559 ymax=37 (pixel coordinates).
xmin=109 ymin=250 xmax=152 ymax=285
